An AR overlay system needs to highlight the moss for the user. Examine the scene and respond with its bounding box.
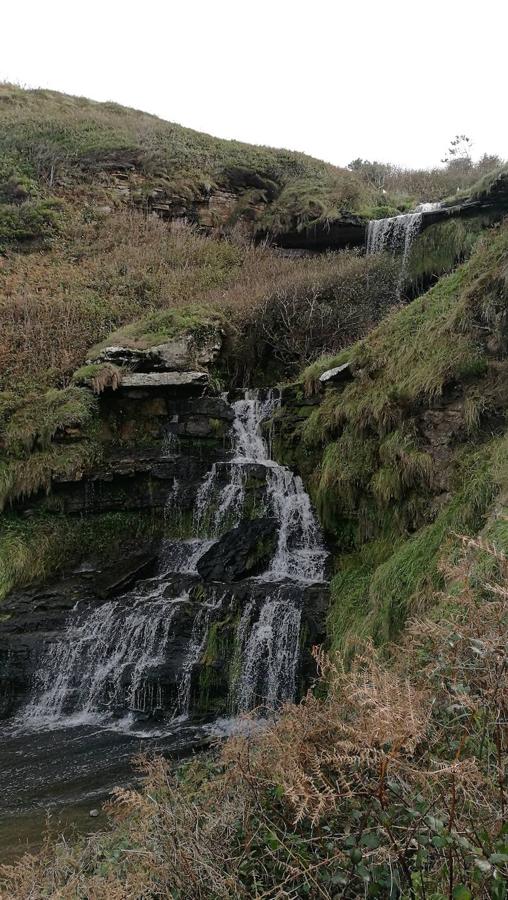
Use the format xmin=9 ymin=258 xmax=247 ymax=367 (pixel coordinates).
xmin=88 ymin=305 xmax=225 ymax=355
xmin=195 ymin=617 xmax=237 ymax=714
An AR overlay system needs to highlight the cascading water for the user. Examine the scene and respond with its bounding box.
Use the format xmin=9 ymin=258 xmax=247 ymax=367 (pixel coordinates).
xmin=235 ymin=590 xmax=302 ymax=712
xmin=18 ymin=388 xmax=327 ymax=732
xmin=21 ymin=586 xmax=190 ymax=729
xmin=366 ymin=201 xmax=442 ymax=298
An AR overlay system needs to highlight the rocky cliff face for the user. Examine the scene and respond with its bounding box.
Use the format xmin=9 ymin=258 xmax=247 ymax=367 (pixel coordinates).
xmin=0 ymin=375 xmax=328 ymax=724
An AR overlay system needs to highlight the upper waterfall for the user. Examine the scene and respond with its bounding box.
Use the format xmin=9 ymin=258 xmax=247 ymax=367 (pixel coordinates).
xmin=366 ymin=202 xmax=442 ymax=297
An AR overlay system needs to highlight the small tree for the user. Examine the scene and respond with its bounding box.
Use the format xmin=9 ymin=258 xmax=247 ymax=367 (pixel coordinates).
xmin=441 ymin=134 xmax=473 ymax=172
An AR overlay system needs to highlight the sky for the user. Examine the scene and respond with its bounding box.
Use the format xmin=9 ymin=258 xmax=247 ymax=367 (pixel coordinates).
xmin=1 ymin=0 xmax=506 ymax=170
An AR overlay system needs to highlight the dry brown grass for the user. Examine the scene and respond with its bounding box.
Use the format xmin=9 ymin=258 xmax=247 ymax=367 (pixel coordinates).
xmin=0 ymin=205 xmax=398 ymax=392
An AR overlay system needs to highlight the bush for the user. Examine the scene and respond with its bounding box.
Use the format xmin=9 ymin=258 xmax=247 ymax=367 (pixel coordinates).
xmin=0 ymin=198 xmax=61 ymax=248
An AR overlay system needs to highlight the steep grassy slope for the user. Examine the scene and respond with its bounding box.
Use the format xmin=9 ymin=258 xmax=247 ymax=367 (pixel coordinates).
xmin=273 ymin=225 xmax=508 ymax=650
xmin=0 ymin=82 xmax=372 ymax=240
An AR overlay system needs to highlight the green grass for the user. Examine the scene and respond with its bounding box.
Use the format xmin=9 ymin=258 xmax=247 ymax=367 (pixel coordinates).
xmin=0 ymin=509 xmax=162 ymax=603
xmin=88 ymin=305 xmax=224 ymax=354
xmin=303 ymin=226 xmax=508 ymax=434
xmin=259 ymin=172 xmax=365 ymax=233
xmin=0 ymin=386 xmax=99 ymax=509
xmin=328 ymin=434 xmax=508 ymax=651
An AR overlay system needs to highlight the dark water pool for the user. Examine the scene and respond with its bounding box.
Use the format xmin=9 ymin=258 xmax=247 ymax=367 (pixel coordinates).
xmin=0 ymin=719 xmax=207 ymax=862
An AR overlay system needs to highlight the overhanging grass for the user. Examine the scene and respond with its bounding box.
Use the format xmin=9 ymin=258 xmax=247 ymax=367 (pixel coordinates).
xmin=0 ymin=386 xmax=99 ymax=509
xmin=405 ymin=216 xmax=491 ymax=288
xmin=0 ymin=386 xmax=96 ymax=455
xmin=0 ymin=441 xmax=100 ymax=511
xmin=0 ymin=510 xmax=162 ymax=603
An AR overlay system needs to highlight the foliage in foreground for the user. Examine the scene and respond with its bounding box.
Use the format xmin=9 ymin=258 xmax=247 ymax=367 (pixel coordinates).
xmin=2 ymin=536 xmax=508 ymax=899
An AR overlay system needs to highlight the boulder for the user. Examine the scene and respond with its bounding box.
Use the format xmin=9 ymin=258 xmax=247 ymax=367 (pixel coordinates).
xmin=319 ymin=362 xmax=353 ymax=385
xmin=197 ymin=517 xmax=278 ymax=582
xmin=89 ymin=328 xmax=223 ymax=374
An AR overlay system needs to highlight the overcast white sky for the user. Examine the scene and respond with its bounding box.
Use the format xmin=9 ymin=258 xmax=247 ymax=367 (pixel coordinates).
xmin=1 ymin=0 xmax=506 ymax=169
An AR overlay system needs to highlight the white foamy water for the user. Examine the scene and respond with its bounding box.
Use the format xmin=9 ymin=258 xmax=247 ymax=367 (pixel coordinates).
xmin=366 ymin=202 xmax=442 ymax=299
xmin=20 ymin=588 xmax=189 ymax=729
xmin=193 ymin=390 xmax=326 ymax=582
xmin=235 ymin=591 xmax=302 ymax=713
xmin=18 ymin=389 xmax=327 ymax=734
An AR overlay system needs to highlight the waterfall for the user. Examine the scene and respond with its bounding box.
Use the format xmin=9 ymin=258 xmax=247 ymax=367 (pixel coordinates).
xmin=229 ymin=390 xmax=326 ymax=582
xmin=21 ymin=588 xmax=189 ymax=728
xmin=235 ymin=591 xmax=302 ymax=712
xmin=18 ymin=388 xmax=326 ymax=732
xmin=366 ymin=201 xmax=442 ymax=298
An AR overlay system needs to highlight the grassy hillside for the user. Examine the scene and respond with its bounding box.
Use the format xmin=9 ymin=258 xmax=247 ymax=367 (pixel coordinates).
xmin=272 ymin=225 xmax=508 ymax=652
xmin=0 ymin=82 xmax=373 ymax=239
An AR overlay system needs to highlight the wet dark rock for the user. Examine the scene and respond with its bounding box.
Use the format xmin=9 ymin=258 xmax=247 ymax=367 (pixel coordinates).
xmin=197 ymin=518 xmax=278 ymax=582
xmin=258 ymin=215 xmax=366 ymax=251
xmin=0 ymin=543 xmax=159 ymax=718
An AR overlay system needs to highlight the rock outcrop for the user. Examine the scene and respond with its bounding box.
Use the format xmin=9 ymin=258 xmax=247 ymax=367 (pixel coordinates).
xmin=319 ymin=362 xmax=353 ymax=385
xmin=196 ymin=517 xmax=278 ymax=582
xmin=88 ymin=325 xmax=223 ymax=373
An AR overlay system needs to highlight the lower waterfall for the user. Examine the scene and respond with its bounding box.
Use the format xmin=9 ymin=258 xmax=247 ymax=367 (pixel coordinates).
xmin=17 ymin=389 xmax=327 ymax=733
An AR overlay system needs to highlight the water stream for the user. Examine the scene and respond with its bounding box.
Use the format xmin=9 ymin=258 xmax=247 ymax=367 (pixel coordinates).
xmin=1 ymin=389 xmax=327 ymax=858
xmin=366 ymin=201 xmax=442 ymax=297
xmin=13 ymin=390 xmax=326 ymax=733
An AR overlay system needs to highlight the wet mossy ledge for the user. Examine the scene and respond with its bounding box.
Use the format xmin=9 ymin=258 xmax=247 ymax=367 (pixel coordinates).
xmin=270 ymin=224 xmax=508 ymax=651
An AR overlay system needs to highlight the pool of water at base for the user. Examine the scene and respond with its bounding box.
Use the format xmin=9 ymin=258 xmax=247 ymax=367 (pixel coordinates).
xmin=0 ymin=718 xmax=210 ymax=863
